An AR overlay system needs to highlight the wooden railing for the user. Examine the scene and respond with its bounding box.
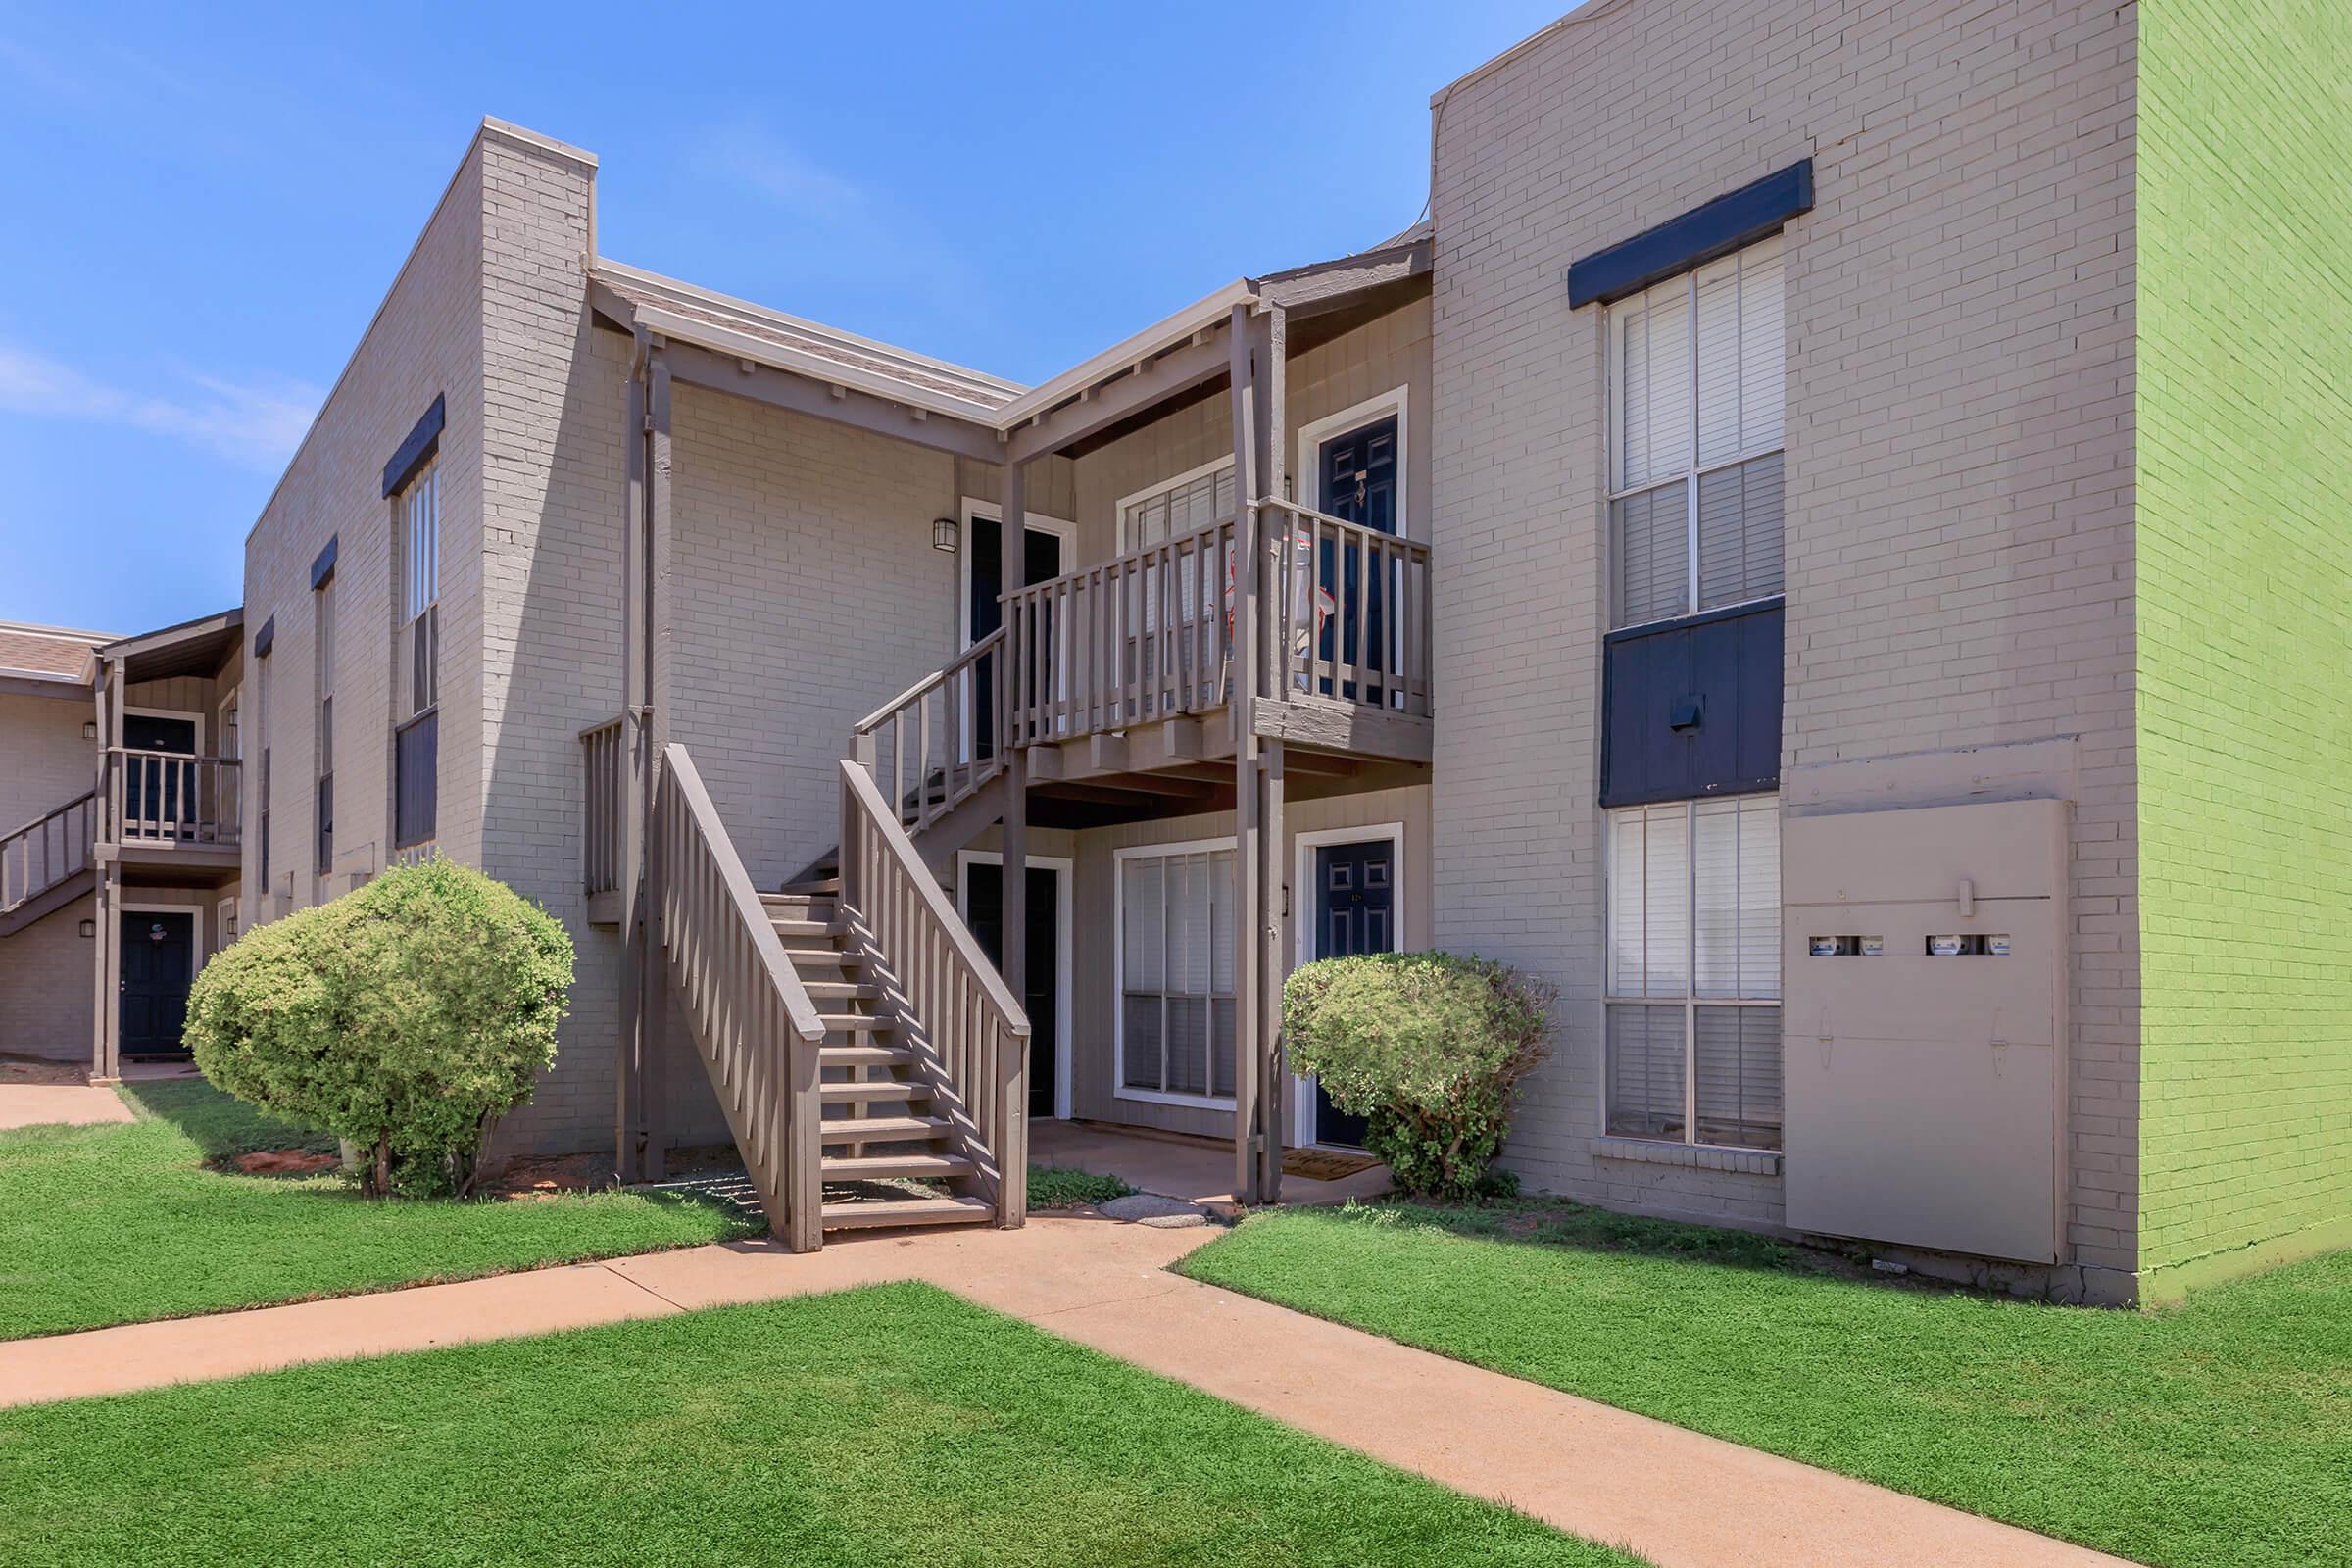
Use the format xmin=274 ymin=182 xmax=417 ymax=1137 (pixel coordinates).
xmin=997 ymin=504 xmax=1433 ymax=750
xmin=1002 ymin=516 xmax=1237 ymax=746
xmin=1262 ymin=499 xmax=1435 ymax=719
xmin=106 ymin=750 xmax=241 ymax=847
xmin=1 ymin=790 xmax=96 ymax=912
xmin=579 ymin=714 xmax=627 ymax=900
xmin=838 ymin=758 xmax=1029 ymax=1226
xmin=653 ymin=744 xmax=829 ymax=1250
xmin=851 ymin=626 xmax=1008 ymax=838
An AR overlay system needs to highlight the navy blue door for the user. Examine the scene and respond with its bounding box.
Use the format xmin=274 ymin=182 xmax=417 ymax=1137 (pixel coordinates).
xmin=1310 ymin=838 xmax=1395 ymax=1148
xmin=1316 ymin=416 xmax=1398 ymax=701
xmin=119 ymin=911 xmax=194 ymax=1058
xmin=965 ymin=862 xmax=1059 ymax=1117
xmin=122 ymin=713 xmax=197 ymax=833
xmin=968 ymin=516 xmax=1064 ymax=752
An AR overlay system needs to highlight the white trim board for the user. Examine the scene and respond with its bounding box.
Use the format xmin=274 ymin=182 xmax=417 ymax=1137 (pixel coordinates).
xmin=955 ymin=850 xmax=1075 ymax=1122
xmin=1296 ymin=385 xmax=1412 ymax=538
xmin=1289 ymin=822 xmax=1407 ymax=1150
xmin=1110 ymin=834 xmax=1240 ymax=1113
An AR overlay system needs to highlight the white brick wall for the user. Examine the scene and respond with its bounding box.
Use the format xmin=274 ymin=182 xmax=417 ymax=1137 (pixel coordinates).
xmin=1428 ymin=0 xmax=2138 ymax=1268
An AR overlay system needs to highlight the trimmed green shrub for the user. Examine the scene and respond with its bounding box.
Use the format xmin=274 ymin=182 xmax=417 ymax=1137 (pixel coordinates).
xmin=186 ymin=859 xmax=574 ymax=1198
xmin=1283 ymin=952 xmax=1553 ymax=1200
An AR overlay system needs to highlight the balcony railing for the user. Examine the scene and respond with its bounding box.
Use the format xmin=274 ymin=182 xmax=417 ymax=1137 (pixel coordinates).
xmin=105 ymin=750 xmax=241 ymax=849
xmin=580 ymin=714 xmax=627 ymax=901
xmin=1000 ymin=501 xmax=1432 ymax=749
xmin=1 ymin=790 xmax=96 ymax=911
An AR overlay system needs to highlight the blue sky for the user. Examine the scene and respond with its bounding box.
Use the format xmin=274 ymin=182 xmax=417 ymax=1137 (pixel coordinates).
xmin=0 ymin=0 xmax=1570 ymax=635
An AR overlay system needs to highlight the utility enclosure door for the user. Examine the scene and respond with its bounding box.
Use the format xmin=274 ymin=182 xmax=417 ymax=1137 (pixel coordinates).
xmin=1781 ymin=799 xmax=2067 ymax=1263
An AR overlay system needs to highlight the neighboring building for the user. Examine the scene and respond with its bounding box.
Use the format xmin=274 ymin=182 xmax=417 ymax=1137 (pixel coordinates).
xmin=57 ymin=0 xmax=2337 ymax=1301
xmin=0 ymin=613 xmax=245 ymax=1071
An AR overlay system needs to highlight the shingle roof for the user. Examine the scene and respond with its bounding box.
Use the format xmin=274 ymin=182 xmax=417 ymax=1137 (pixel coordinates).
xmin=0 ymin=623 xmax=107 ymax=684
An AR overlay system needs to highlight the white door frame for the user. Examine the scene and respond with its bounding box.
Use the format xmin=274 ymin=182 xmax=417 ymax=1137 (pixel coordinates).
xmin=1296 ymin=385 xmax=1412 ymax=539
xmin=955 ymin=849 xmax=1075 ymax=1121
xmin=1289 ymin=821 xmax=1407 ymax=1149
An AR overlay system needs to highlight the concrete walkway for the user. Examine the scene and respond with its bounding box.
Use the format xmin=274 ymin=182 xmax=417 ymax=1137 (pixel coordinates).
xmin=0 ymin=1084 xmax=136 ymax=1131
xmin=0 ymin=1218 xmax=2130 ymax=1568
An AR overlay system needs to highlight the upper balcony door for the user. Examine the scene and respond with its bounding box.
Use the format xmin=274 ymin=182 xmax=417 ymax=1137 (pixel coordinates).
xmin=122 ymin=711 xmax=200 ymax=837
xmin=962 ymin=502 xmax=1072 ymax=755
xmin=1312 ymin=412 xmax=1398 ymax=703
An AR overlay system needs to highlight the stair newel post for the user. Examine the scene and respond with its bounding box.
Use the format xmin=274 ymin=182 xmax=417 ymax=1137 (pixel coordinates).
xmin=997 ymin=458 xmax=1030 ymax=1228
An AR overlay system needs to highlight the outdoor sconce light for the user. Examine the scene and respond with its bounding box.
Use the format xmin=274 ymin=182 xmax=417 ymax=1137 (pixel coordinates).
xmin=82 ymin=721 xmax=97 ymax=740
xmin=933 ymin=516 xmax=958 ymax=553
xmin=78 ymin=919 xmax=95 ymax=939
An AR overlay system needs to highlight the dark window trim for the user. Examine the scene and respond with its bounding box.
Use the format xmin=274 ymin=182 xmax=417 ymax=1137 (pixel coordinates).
xmin=393 ymin=707 xmax=439 ymax=850
xmin=1598 ymin=597 xmax=1785 ymax=809
xmin=309 ymin=535 xmax=338 ymax=591
xmin=381 ymin=394 xmax=446 ymax=498
xmin=1605 ymin=593 xmax=1788 ymax=645
xmin=253 ymin=615 xmax=274 ymax=659
xmin=1568 ymin=161 xmax=1812 ymax=310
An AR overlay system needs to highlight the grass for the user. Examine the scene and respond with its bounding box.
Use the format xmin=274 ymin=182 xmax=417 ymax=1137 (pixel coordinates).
xmin=1027 ymin=1162 xmax=1137 ymax=1209
xmin=0 ymin=1078 xmax=758 ymax=1340
xmin=1181 ymin=1200 xmax=2352 ymax=1568
xmin=0 ymin=1282 xmax=1633 ymax=1568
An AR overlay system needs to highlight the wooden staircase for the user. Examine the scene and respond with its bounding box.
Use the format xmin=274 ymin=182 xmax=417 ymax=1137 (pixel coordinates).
xmin=762 ymin=876 xmax=992 ymax=1234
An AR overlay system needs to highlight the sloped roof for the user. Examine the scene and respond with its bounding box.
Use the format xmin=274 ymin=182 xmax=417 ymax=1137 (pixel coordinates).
xmin=0 ymin=621 xmax=109 ymax=686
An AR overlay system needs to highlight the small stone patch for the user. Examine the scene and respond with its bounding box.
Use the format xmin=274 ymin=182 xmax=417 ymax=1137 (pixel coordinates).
xmin=1099 ymin=1193 xmax=1211 ymax=1229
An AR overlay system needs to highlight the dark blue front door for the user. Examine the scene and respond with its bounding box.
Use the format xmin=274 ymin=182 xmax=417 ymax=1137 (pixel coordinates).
xmin=119 ymin=911 xmax=194 ymax=1058
xmin=122 ymin=713 xmax=197 ymax=833
xmin=969 ymin=515 xmax=1064 ymax=752
xmin=964 ymin=861 xmax=1059 ymax=1117
xmin=1316 ymin=416 xmax=1398 ymax=701
xmin=1310 ymin=838 xmax=1395 ymax=1148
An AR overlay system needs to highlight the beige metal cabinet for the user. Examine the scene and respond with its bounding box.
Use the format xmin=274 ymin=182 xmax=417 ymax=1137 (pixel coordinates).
xmin=1781 ymin=799 xmax=2068 ymax=1263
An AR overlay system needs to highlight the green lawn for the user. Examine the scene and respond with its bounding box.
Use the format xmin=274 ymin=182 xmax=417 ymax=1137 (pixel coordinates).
xmin=1181 ymin=1201 xmax=2352 ymax=1568
xmin=0 ymin=1282 xmax=1631 ymax=1568
xmin=0 ymin=1078 xmax=757 ymax=1340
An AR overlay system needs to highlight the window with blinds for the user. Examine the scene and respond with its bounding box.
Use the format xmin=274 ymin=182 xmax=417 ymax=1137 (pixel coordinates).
xmin=1605 ymin=794 xmax=1782 ymax=1150
xmin=1120 ymin=460 xmax=1236 ymax=684
xmin=1118 ymin=843 xmax=1238 ymax=1102
xmin=1608 ymin=234 xmax=1787 ymax=628
xmin=395 ymin=461 xmax=439 ymax=847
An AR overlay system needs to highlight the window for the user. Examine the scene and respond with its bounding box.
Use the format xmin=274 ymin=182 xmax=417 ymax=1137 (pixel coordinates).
xmin=395 ymin=461 xmax=440 ymax=847
xmin=1605 ymin=794 xmax=1783 ymax=1150
xmin=1608 ymin=234 xmax=1785 ymax=628
xmin=256 ymin=650 xmax=270 ymax=888
xmin=1117 ymin=842 xmax=1238 ymax=1104
xmin=1116 ymin=461 xmax=1236 ymax=704
xmin=314 ymin=576 xmax=334 ymax=876
xmin=1120 ymin=458 xmax=1235 ymax=552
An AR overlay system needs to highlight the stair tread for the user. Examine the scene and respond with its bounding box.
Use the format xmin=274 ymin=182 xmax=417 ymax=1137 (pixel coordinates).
xmin=818 ymin=1044 xmax=912 ymax=1066
xmin=820 ymin=1079 xmax=933 ymax=1102
xmin=802 ymin=980 xmax=878 ymax=1000
xmin=819 ymin=1114 xmax=950 ymax=1141
xmin=820 ymin=1194 xmax=992 ymax=1228
xmin=819 ymin=1013 xmax=896 ymax=1033
xmin=820 ymin=1152 xmax=972 ymax=1178
xmin=769 ymin=919 xmax=840 ymax=939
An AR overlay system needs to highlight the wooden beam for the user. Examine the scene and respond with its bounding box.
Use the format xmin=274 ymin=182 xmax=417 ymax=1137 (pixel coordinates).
xmin=1229 ymin=305 xmax=1262 ymax=1205
xmin=1252 ymin=698 xmax=1434 ymax=762
xmin=664 ymin=340 xmax=1003 ymax=463
xmin=640 ymin=344 xmax=676 ymax=1183
xmin=1004 ymin=329 xmax=1231 ymax=463
xmin=616 ymin=341 xmax=649 ymax=1184
xmin=999 ymin=460 xmax=1030 ymax=1207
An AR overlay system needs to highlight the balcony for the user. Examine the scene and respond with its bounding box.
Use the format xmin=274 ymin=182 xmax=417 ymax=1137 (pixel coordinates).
xmin=99 ymin=747 xmax=243 ymax=882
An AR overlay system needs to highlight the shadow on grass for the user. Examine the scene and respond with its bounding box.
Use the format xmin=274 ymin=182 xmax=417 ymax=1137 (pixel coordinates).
xmin=1324 ymin=1195 xmax=1814 ymax=1276
xmin=119 ymin=1077 xmax=338 ymax=1161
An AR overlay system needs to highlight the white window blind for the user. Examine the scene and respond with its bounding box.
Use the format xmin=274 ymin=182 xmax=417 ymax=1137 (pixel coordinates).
xmin=1120 ymin=844 xmax=1238 ymax=1102
xmin=1123 ymin=462 xmax=1235 ymax=552
xmin=1608 ymin=234 xmax=1787 ymax=627
xmin=401 ymin=461 xmax=440 ymax=717
xmin=1606 ymin=795 xmax=1782 ymax=1150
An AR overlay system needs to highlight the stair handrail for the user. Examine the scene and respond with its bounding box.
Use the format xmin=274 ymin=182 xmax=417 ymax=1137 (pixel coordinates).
xmin=838 ymin=757 xmax=1030 ymax=1226
xmin=1 ymin=788 xmax=98 ymax=911
xmin=653 ymin=743 xmax=829 ymax=1250
xmin=850 ymin=624 xmax=1007 ymax=836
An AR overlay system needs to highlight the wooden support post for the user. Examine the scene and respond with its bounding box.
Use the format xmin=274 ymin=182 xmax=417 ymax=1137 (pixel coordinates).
xmin=1228 ymin=305 xmax=1264 ymax=1203
xmin=92 ymin=656 xmax=124 ymax=1083
xmin=1255 ymin=304 xmax=1289 ymax=1201
xmin=616 ymin=338 xmax=650 ymax=1183
xmin=1261 ymin=739 xmax=1285 ymax=1200
xmin=639 ymin=341 xmax=675 ymax=1182
xmin=998 ymin=459 xmax=1030 ymax=1227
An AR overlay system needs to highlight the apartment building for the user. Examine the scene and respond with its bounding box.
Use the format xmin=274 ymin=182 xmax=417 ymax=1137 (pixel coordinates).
xmin=181 ymin=0 xmax=2348 ymax=1301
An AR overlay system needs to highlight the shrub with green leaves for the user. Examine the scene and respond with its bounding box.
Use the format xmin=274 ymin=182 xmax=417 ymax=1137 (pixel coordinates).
xmin=186 ymin=858 xmax=575 ymax=1198
xmin=1283 ymin=952 xmax=1553 ymax=1200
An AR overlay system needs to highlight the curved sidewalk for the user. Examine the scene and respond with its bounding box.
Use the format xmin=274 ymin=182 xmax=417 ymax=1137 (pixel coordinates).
xmin=0 ymin=1217 xmax=2134 ymax=1568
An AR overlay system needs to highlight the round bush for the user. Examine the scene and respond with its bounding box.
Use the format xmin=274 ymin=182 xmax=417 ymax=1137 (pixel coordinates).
xmin=186 ymin=858 xmax=575 ymax=1197
xmin=1283 ymin=951 xmax=1553 ymax=1200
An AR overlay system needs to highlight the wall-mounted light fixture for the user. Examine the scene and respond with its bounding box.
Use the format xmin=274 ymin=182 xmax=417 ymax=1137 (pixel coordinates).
xmin=932 ymin=516 xmax=958 ymax=553
xmin=82 ymin=721 xmax=97 ymax=740
xmin=78 ymin=918 xmax=95 ymax=939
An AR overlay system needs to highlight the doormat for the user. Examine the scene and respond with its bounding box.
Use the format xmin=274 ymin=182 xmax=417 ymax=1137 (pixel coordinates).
xmin=1282 ymin=1148 xmax=1381 ymax=1181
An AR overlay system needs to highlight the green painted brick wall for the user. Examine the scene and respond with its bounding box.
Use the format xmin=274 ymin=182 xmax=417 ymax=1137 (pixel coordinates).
xmin=2137 ymin=0 xmax=2352 ymax=1289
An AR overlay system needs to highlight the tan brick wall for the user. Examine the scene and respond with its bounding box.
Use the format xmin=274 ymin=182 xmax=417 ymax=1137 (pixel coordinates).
xmin=0 ymin=691 xmax=96 ymax=833
xmin=1428 ymin=0 xmax=2138 ymax=1263
xmin=0 ymin=693 xmax=99 ymax=1060
xmin=242 ymin=125 xmax=488 ymax=918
